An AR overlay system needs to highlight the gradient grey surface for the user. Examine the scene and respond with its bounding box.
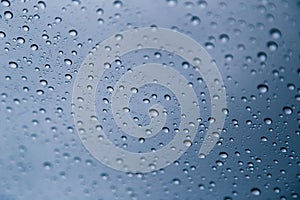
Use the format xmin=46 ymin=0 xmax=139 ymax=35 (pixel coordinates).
xmin=0 ymin=0 xmax=299 ymax=199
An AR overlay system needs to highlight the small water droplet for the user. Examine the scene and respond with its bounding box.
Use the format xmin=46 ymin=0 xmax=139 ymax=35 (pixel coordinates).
xmin=257 ymin=84 xmax=268 ymax=93
xmin=183 ymin=139 xmax=192 ymax=147
xmin=282 ymin=106 xmax=292 ymax=115
xmin=65 ymin=74 xmax=72 ymax=80
xmin=1 ymin=0 xmax=11 ymax=7
xmin=219 ymin=152 xmax=228 ymax=158
xmin=138 ymin=138 xmax=145 ymax=143
xmin=113 ymin=0 xmax=123 ymax=8
xmin=264 ymin=118 xmax=272 ymax=125
xmin=190 ymin=16 xmax=201 ymax=26
xmin=267 ymin=41 xmax=278 ymax=51
xmin=270 ymin=28 xmax=281 ymax=39
xmin=149 ymin=108 xmax=159 ymax=118
xmin=9 ymin=61 xmax=18 ymax=69
xmin=4 ymin=11 xmax=13 ymax=19
xmin=251 ymin=188 xmax=261 ymax=196
xmin=69 ymin=29 xmax=78 ymax=36
xmin=43 ymin=161 xmax=52 ymax=170
xmin=0 ymin=31 xmax=6 ymax=38
xmin=172 ymin=178 xmax=181 ymax=185
xmin=64 ymin=59 xmax=72 ymax=65
xmin=30 ymin=44 xmax=38 ymax=51
xmin=166 ymin=0 xmax=177 ymax=7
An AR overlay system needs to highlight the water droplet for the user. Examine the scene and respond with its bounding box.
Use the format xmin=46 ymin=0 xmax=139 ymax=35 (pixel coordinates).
xmin=30 ymin=44 xmax=38 ymax=51
xmin=4 ymin=11 xmax=13 ymax=19
xmin=123 ymin=107 xmax=130 ymax=112
xmin=198 ymin=0 xmax=207 ymax=8
xmin=270 ymin=28 xmax=281 ymax=39
xmin=69 ymin=29 xmax=78 ymax=36
xmin=43 ymin=161 xmax=52 ymax=170
xmin=162 ymin=127 xmax=169 ymax=133
xmin=1 ymin=0 xmax=10 ymax=7
xmin=0 ymin=31 xmax=6 ymax=38
xmin=138 ymin=138 xmax=145 ymax=143
xmin=257 ymin=84 xmax=268 ymax=93
xmin=172 ymin=178 xmax=181 ymax=185
xmin=96 ymin=8 xmax=104 ymax=15
xmin=267 ymin=41 xmax=278 ymax=51
xmin=40 ymin=79 xmax=48 ymax=86
xmin=38 ymin=1 xmax=46 ymax=9
xmin=143 ymin=98 xmax=150 ymax=104
xmin=65 ymin=74 xmax=72 ymax=80
xmin=222 ymin=108 xmax=229 ymax=115
xmin=64 ymin=59 xmax=72 ymax=65
xmin=183 ymin=139 xmax=192 ymax=147
xmin=264 ymin=118 xmax=272 ymax=125
xmin=9 ymin=61 xmax=18 ymax=69
xmin=17 ymin=37 xmax=25 ymax=44
xmin=199 ymin=153 xmax=206 ymax=159
xmin=261 ymin=136 xmax=268 ymax=142
xmin=149 ymin=108 xmax=159 ymax=118
xmin=219 ymin=34 xmax=229 ymax=43
xmin=164 ymin=94 xmax=171 ymax=100
xmin=166 ymin=0 xmax=177 ymax=7
xmin=219 ymin=152 xmax=228 ymax=158
xmin=130 ymin=87 xmax=138 ymax=93
xmin=287 ymin=83 xmax=295 ymax=90
xmin=251 ymin=188 xmax=261 ymax=196
xmin=257 ymin=52 xmax=267 ymax=62
xmin=113 ymin=0 xmax=123 ymax=8
xmin=282 ymin=106 xmax=292 ymax=115
xmin=190 ymin=16 xmax=201 ymax=26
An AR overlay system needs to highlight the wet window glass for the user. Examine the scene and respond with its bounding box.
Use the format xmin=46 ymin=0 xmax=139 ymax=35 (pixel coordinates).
xmin=0 ymin=0 xmax=299 ymax=199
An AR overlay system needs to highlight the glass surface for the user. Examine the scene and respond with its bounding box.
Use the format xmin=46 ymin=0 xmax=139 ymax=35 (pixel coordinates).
xmin=0 ymin=0 xmax=299 ymax=199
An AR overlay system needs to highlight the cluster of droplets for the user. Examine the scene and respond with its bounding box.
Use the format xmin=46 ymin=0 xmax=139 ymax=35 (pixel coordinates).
xmin=0 ymin=0 xmax=299 ymax=199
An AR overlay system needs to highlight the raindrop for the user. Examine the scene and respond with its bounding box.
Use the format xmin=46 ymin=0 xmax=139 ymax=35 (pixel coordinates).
xmin=172 ymin=178 xmax=181 ymax=185
xmin=43 ymin=161 xmax=52 ymax=170
xmin=264 ymin=118 xmax=272 ymax=125
xmin=166 ymin=0 xmax=177 ymax=7
xmin=267 ymin=41 xmax=278 ymax=51
xmin=113 ymin=0 xmax=123 ymax=8
xmin=149 ymin=109 xmax=159 ymax=118
xmin=190 ymin=16 xmax=201 ymax=26
xmin=251 ymin=188 xmax=261 ymax=196
xmin=164 ymin=94 xmax=171 ymax=101
xmin=261 ymin=136 xmax=268 ymax=142
xmin=1 ymin=0 xmax=10 ymax=7
xmin=30 ymin=44 xmax=38 ymax=51
xmin=69 ymin=29 xmax=78 ymax=36
xmin=282 ymin=106 xmax=292 ymax=115
xmin=199 ymin=153 xmax=206 ymax=159
xmin=219 ymin=34 xmax=229 ymax=43
xmin=139 ymin=138 xmax=145 ymax=143
xmin=17 ymin=37 xmax=25 ymax=44
xmin=269 ymin=28 xmax=281 ymax=39
xmin=96 ymin=8 xmax=104 ymax=15
xmin=40 ymin=79 xmax=48 ymax=86
xmin=65 ymin=74 xmax=72 ymax=80
xmin=38 ymin=1 xmax=46 ymax=9
xmin=4 ymin=11 xmax=13 ymax=19
xmin=257 ymin=52 xmax=267 ymax=62
xmin=9 ymin=61 xmax=18 ymax=69
xmin=183 ymin=139 xmax=192 ymax=147
xmin=0 ymin=31 xmax=6 ymax=38
xmin=143 ymin=98 xmax=150 ymax=104
xmin=219 ymin=152 xmax=228 ymax=158
xmin=64 ymin=59 xmax=72 ymax=65
xmin=257 ymin=84 xmax=268 ymax=93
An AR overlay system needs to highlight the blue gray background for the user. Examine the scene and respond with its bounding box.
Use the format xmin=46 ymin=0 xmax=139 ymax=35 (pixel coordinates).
xmin=0 ymin=0 xmax=299 ymax=199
